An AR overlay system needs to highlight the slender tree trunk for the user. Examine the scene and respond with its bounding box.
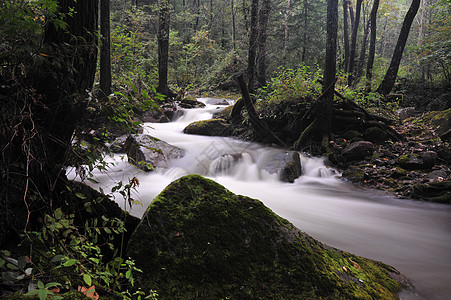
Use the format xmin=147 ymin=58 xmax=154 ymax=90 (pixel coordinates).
xmin=366 ymin=0 xmax=379 ymax=91
xmin=343 ymin=0 xmax=350 ymax=72
xmin=347 ymin=0 xmax=363 ymax=86
xmin=257 ymin=0 xmax=270 ymax=88
xmin=320 ymin=0 xmax=338 ymax=146
xmin=247 ymin=0 xmax=259 ymax=94
xmin=349 ymin=4 xmax=355 ymax=32
xmin=242 ymin=0 xmax=249 ymax=32
xmin=282 ymin=0 xmax=291 ymax=59
xmin=377 ymin=0 xmax=421 ymax=95
xmin=301 ymin=0 xmax=308 ymax=62
xmin=354 ymin=17 xmax=370 ymax=85
xmin=231 ymin=0 xmax=236 ymax=51
xmin=100 ymin=0 xmax=111 ymax=98
xmin=157 ymin=0 xmax=171 ymax=97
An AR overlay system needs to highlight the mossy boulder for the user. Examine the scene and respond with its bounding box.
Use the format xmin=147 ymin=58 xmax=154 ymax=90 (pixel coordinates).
xmin=127 ymin=175 xmax=407 ymax=299
xmin=409 ymin=180 xmax=451 ymax=204
xmin=397 ymin=151 xmax=437 ymax=170
xmin=183 ymin=119 xmax=231 ymax=136
xmin=342 ymin=167 xmax=366 ymax=183
xmin=342 ymin=141 xmax=375 ymax=161
xmin=421 ymin=109 xmax=451 ymax=141
xmin=212 ymin=105 xmax=234 ymax=120
xmin=363 ymin=127 xmax=390 ymax=144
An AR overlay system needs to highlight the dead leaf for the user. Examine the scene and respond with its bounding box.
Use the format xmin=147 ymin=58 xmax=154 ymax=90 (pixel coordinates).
xmin=78 ymin=285 xmax=99 ymax=300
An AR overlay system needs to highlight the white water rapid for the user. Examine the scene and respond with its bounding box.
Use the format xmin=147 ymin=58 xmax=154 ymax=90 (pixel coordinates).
xmin=72 ymin=98 xmax=451 ymax=300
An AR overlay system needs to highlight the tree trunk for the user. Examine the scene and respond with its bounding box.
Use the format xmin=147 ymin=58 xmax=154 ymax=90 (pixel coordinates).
xmin=366 ymin=0 xmax=379 ymax=91
xmin=347 ymin=0 xmax=363 ymax=86
xmin=282 ymin=0 xmax=291 ymax=59
xmin=343 ymin=0 xmax=350 ymax=72
xmin=354 ymin=17 xmax=370 ymax=85
xmin=247 ymin=0 xmax=259 ymax=94
xmin=157 ymin=0 xmax=171 ymax=97
xmin=257 ymin=0 xmax=270 ymax=88
xmin=377 ymin=0 xmax=421 ymax=95
xmin=301 ymin=0 xmax=308 ymax=62
xmin=231 ymin=0 xmax=236 ymax=51
xmin=100 ymin=0 xmax=112 ymax=98
xmin=321 ymin=0 xmax=338 ymax=144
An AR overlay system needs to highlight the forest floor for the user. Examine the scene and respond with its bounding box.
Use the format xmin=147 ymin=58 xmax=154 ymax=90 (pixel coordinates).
xmin=330 ymin=108 xmax=451 ymax=203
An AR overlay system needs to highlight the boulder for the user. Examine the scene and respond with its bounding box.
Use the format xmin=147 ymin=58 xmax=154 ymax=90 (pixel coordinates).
xmin=421 ymin=109 xmax=451 ymax=141
xmin=363 ymin=127 xmax=390 ymax=144
xmin=109 ymin=135 xmax=128 ymax=153
xmin=183 ymin=119 xmax=231 ymax=137
xmin=409 ymin=180 xmax=451 ymax=204
xmin=397 ymin=151 xmax=437 ymax=170
xmin=279 ymin=152 xmax=302 ymax=183
xmin=395 ymin=107 xmax=417 ymax=120
xmin=127 ymin=175 xmax=408 ymax=299
xmin=342 ymin=141 xmax=375 ymax=161
xmin=212 ymin=105 xmax=233 ymax=120
xmin=140 ymin=108 xmax=170 ymax=123
xmin=180 ymin=97 xmax=206 ymax=109
xmin=124 ymin=134 xmax=185 ymax=171
xmin=205 ymin=98 xmax=230 ymax=105
xmin=342 ymin=167 xmax=365 ymax=182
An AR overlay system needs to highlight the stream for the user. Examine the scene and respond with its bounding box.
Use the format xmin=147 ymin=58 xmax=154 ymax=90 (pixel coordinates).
xmin=74 ymin=98 xmax=451 ymax=300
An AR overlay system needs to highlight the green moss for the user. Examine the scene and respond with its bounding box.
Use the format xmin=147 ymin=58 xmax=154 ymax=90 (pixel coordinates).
xmin=183 ymin=119 xmax=231 ymax=136
xmin=127 ymin=175 xmax=406 ymax=299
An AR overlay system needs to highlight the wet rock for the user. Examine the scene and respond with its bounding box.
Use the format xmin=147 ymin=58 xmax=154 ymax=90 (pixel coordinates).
xmin=180 ymin=97 xmax=206 ymax=109
xmin=279 ymin=152 xmax=302 ymax=183
xmin=342 ymin=141 xmax=375 ymax=161
xmin=127 ymin=175 xmax=408 ymax=299
xmin=183 ymin=119 xmax=231 ymax=137
xmin=398 ymin=151 xmax=437 ymax=170
xmin=140 ymin=108 xmax=170 ymax=123
xmin=363 ymin=127 xmax=390 ymax=144
xmin=124 ymin=134 xmax=185 ymax=171
xmin=109 ymin=135 xmax=128 ymax=153
xmin=212 ymin=105 xmax=233 ymax=120
xmin=395 ymin=107 xmax=417 ymax=120
xmin=409 ymin=180 xmax=451 ymax=204
xmin=205 ymin=98 xmax=230 ymax=105
xmin=428 ymin=170 xmax=448 ymax=181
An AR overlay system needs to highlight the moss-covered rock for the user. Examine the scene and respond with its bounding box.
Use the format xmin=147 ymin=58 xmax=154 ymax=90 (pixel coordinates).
xmin=279 ymin=152 xmax=302 ymax=183
xmin=183 ymin=119 xmax=231 ymax=137
xmin=409 ymin=180 xmax=451 ymax=204
xmin=420 ymin=109 xmax=451 ymax=141
xmin=397 ymin=152 xmax=437 ymax=170
xmin=342 ymin=167 xmax=366 ymax=183
xmin=212 ymin=105 xmax=234 ymax=120
xmin=363 ymin=127 xmax=391 ymax=144
xmin=127 ymin=175 xmax=407 ymax=299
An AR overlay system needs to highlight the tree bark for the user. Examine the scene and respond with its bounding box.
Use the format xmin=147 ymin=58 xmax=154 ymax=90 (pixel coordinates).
xmin=257 ymin=0 xmax=270 ymax=88
xmin=247 ymin=0 xmax=259 ymax=94
xmin=282 ymin=0 xmax=291 ymax=59
xmin=342 ymin=0 xmax=350 ymax=72
xmin=231 ymin=0 xmax=236 ymax=51
xmin=100 ymin=0 xmax=112 ymax=98
xmin=301 ymin=0 xmax=308 ymax=62
xmin=347 ymin=0 xmax=363 ymax=86
xmin=377 ymin=0 xmax=421 ymax=95
xmin=320 ymin=0 xmax=338 ymax=146
xmin=354 ymin=17 xmax=370 ymax=85
xmin=157 ymin=0 xmax=171 ymax=97
xmin=366 ymin=0 xmax=379 ymax=91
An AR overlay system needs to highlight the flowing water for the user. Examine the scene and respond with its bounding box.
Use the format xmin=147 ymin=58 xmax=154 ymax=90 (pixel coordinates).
xmin=72 ymin=98 xmax=451 ymax=300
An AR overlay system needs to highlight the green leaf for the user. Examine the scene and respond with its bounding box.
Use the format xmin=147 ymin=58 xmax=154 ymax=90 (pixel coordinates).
xmin=63 ymin=259 xmax=77 ymax=267
xmin=18 ymin=256 xmax=27 ymax=269
xmin=51 ymin=255 xmax=65 ymax=263
xmin=83 ymin=274 xmax=92 ymax=286
xmin=75 ymin=193 xmax=87 ymax=199
xmin=44 ymin=282 xmax=62 ymax=289
xmin=37 ymin=280 xmax=45 ymax=289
